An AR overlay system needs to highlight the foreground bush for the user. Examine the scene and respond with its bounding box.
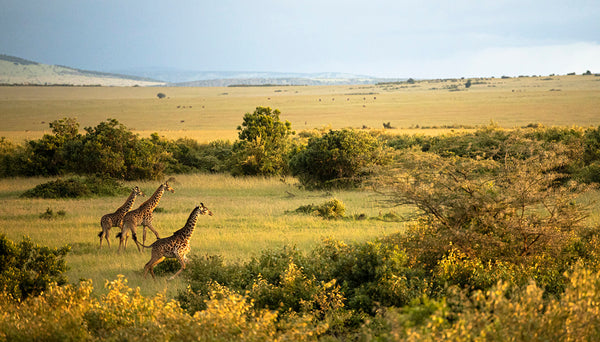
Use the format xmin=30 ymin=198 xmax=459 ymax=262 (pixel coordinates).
xmin=0 ymin=277 xmax=326 ymax=342
xmin=367 ymin=265 xmax=600 ymax=341
xmin=4 ymin=265 xmax=600 ymax=340
xmin=0 ymin=235 xmax=69 ymax=301
xmin=374 ymin=148 xmax=590 ymax=265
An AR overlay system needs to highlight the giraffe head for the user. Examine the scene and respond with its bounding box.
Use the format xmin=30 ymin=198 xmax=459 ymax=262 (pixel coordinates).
xmin=133 ymin=186 xmax=145 ymax=197
xmin=199 ymin=202 xmax=213 ymax=216
xmin=164 ymin=177 xmax=176 ymax=193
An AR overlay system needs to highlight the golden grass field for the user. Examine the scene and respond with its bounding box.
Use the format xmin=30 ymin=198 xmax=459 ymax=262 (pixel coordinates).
xmin=0 ymin=75 xmax=599 ymax=297
xmin=0 ymin=175 xmax=409 ymax=297
xmin=1 ymin=74 xmax=599 ymax=143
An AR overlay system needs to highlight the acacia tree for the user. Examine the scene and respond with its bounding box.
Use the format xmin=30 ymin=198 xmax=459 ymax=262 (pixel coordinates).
xmin=375 ymin=144 xmax=589 ymax=264
xmin=231 ymin=106 xmax=294 ymax=176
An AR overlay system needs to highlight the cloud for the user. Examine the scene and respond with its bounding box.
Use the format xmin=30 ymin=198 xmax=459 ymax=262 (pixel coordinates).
xmin=463 ymin=42 xmax=600 ymax=77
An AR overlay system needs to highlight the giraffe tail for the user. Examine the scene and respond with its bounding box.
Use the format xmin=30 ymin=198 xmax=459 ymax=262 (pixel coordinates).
xmin=116 ymin=232 xmax=122 ymax=239
xmin=131 ymin=233 xmax=153 ymax=249
xmin=98 ymin=231 xmax=103 ymax=238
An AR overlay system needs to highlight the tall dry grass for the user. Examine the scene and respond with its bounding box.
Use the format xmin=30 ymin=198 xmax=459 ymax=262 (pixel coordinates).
xmin=0 ymin=174 xmax=408 ymax=297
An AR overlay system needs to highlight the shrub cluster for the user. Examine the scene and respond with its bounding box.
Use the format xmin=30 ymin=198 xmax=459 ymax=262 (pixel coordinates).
xmin=292 ymin=198 xmax=346 ymax=219
xmin=385 ymin=123 xmax=600 ymax=184
xmin=0 ymin=235 xmax=70 ymax=301
xmin=20 ymin=176 xmax=129 ymax=199
xmin=289 ymin=128 xmax=391 ymax=189
xmin=0 ymin=118 xmax=232 ymax=180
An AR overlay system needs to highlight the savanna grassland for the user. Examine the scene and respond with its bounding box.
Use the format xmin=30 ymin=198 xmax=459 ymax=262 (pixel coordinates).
xmin=1 ymin=74 xmax=599 ymax=143
xmin=2 ymin=74 xmax=600 ymax=340
xmin=0 ymin=174 xmax=405 ymax=298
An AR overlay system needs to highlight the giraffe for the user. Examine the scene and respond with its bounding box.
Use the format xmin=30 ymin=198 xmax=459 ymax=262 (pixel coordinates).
xmin=98 ymin=186 xmax=144 ymax=248
xmin=117 ymin=178 xmax=175 ymax=252
xmin=143 ymin=203 xmax=213 ymax=280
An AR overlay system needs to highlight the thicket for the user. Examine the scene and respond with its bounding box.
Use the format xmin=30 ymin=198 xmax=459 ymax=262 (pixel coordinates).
xmin=0 ymin=235 xmax=69 ymax=301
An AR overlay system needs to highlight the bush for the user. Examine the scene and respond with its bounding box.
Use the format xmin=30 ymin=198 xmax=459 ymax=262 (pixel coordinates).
xmin=231 ymin=106 xmax=294 ymax=176
xmin=369 ymin=266 xmax=600 ymax=341
xmin=289 ymin=129 xmax=391 ymax=189
xmin=293 ymin=198 xmax=346 ymax=219
xmin=0 ymin=235 xmax=69 ymax=301
xmin=72 ymin=119 xmax=169 ymax=180
xmin=21 ymin=176 xmax=129 ymax=199
xmin=375 ymin=149 xmax=589 ymax=264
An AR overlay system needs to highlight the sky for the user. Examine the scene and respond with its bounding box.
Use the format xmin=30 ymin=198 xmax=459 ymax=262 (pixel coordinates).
xmin=1 ymin=0 xmax=599 ymax=79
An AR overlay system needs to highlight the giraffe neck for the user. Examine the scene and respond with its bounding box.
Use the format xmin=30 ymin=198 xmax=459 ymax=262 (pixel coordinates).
xmin=115 ymin=189 xmax=138 ymax=214
xmin=140 ymin=185 xmax=165 ymax=212
xmin=175 ymin=206 xmax=201 ymax=238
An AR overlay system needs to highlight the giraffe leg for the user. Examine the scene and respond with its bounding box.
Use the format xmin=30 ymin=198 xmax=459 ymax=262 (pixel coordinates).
xmin=142 ymin=225 xmax=147 ymax=246
xmin=144 ymin=256 xmax=165 ymax=279
xmin=130 ymin=226 xmax=142 ymax=252
xmin=118 ymin=231 xmax=125 ymax=253
xmin=169 ymin=253 xmax=186 ymax=280
xmin=117 ymin=224 xmax=129 ymax=253
xmin=99 ymin=219 xmax=110 ymax=248
xmin=146 ymin=222 xmax=161 ymax=241
xmin=98 ymin=230 xmax=104 ymax=248
xmin=105 ymin=228 xmax=111 ymax=248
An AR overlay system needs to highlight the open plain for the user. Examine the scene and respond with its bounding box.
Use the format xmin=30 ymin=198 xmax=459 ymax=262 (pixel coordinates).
xmin=1 ymin=74 xmax=599 ymax=143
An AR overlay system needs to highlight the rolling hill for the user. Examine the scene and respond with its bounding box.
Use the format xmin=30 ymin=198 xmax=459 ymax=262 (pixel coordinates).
xmin=1 ymin=54 xmax=404 ymax=87
xmin=0 ymin=54 xmax=166 ymax=86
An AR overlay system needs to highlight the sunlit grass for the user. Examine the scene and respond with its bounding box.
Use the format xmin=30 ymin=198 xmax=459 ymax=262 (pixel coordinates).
xmin=0 ymin=174 xmax=408 ymax=297
xmin=2 ymin=75 xmax=599 ymax=142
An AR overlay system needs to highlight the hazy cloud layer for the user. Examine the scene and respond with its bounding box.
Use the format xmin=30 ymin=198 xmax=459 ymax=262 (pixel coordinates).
xmin=1 ymin=0 xmax=598 ymax=78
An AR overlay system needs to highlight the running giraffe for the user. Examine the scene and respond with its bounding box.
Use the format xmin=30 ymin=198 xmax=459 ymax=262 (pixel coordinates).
xmin=98 ymin=186 xmax=144 ymax=248
xmin=117 ymin=178 xmax=175 ymax=252
xmin=143 ymin=203 xmax=213 ymax=280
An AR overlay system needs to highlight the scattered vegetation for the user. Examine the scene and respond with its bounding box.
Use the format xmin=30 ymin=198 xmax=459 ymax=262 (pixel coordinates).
xmin=39 ymin=207 xmax=66 ymax=219
xmin=1 ymin=107 xmax=600 ymax=339
xmin=292 ymin=198 xmax=346 ymax=219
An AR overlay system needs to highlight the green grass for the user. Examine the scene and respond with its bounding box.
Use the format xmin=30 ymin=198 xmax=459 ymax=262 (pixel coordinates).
xmin=0 ymin=174 xmax=408 ymax=298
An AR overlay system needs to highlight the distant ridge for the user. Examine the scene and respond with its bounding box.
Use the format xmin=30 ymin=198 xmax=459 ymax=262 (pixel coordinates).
xmin=0 ymin=54 xmax=406 ymax=87
xmin=0 ymin=54 xmax=166 ymax=86
xmin=111 ymin=68 xmax=406 ymax=86
xmin=0 ymin=54 xmax=39 ymax=65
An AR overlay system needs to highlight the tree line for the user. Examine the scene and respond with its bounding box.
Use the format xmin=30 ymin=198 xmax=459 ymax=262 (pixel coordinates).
xmin=1 ymin=109 xmax=600 ymax=189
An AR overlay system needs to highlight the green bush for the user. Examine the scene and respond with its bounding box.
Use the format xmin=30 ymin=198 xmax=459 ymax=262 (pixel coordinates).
xmin=293 ymin=198 xmax=346 ymax=219
xmin=368 ymin=266 xmax=600 ymax=341
xmin=0 ymin=235 xmax=69 ymax=301
xmin=231 ymin=106 xmax=294 ymax=176
xmin=21 ymin=176 xmax=129 ymax=199
xmin=289 ymin=129 xmax=391 ymax=189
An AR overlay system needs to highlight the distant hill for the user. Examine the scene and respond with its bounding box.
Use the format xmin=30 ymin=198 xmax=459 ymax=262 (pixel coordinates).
xmin=0 ymin=54 xmax=405 ymax=87
xmin=111 ymin=68 xmax=406 ymax=86
xmin=0 ymin=54 xmax=166 ymax=86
